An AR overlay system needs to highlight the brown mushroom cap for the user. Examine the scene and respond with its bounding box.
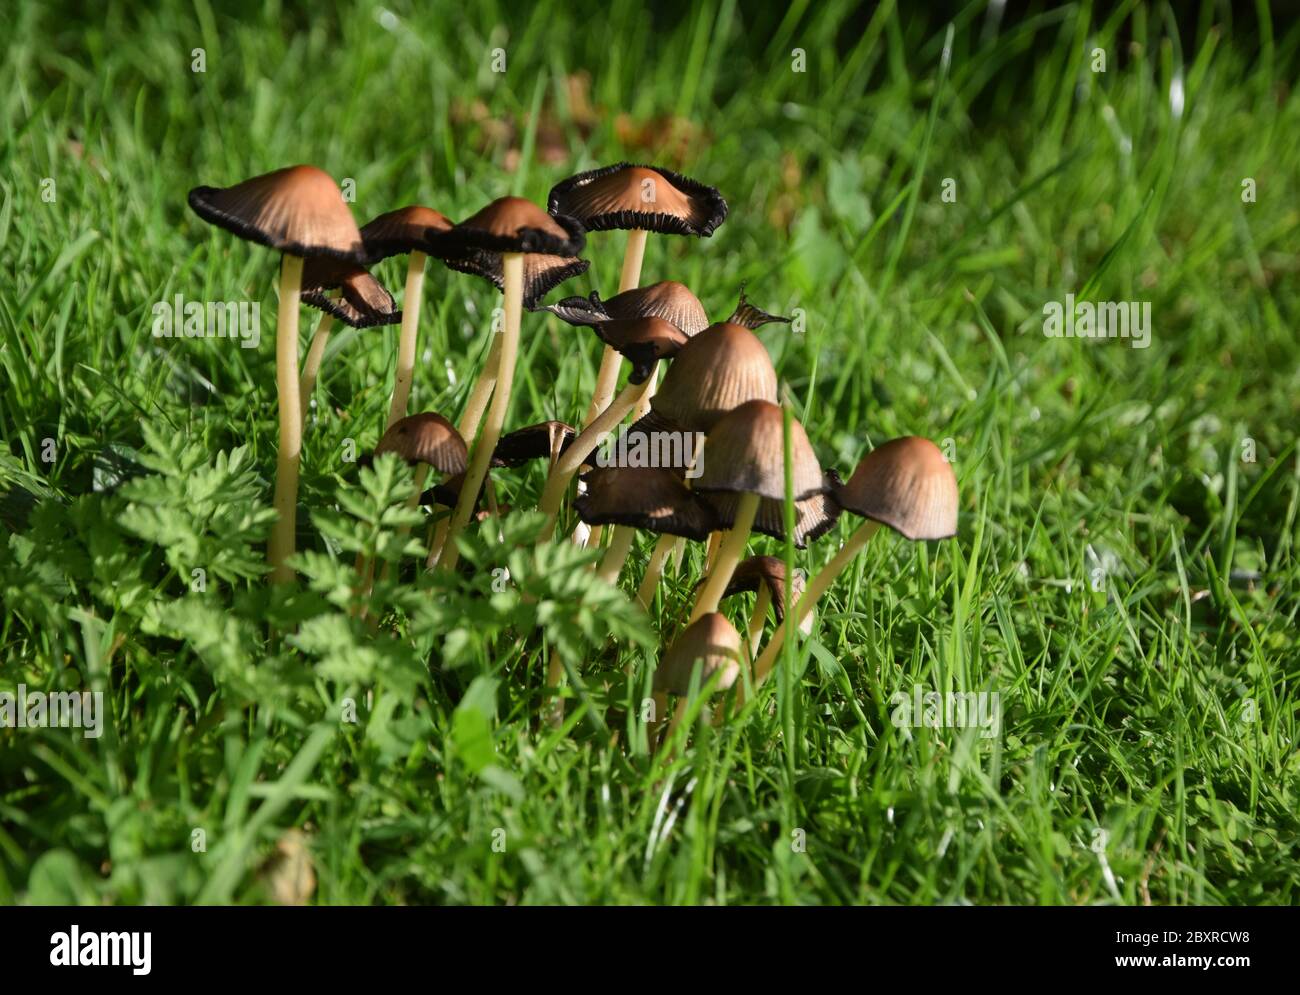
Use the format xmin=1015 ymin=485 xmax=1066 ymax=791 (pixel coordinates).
xmin=574 ymin=466 xmax=716 ymax=540
xmin=720 ymin=555 xmax=807 ymax=624
xmin=591 ymin=316 xmax=690 ymax=384
xmin=300 ymin=257 xmax=402 ymax=328
xmin=833 ymin=436 xmax=959 ymax=541
xmin=537 ymin=280 xmax=709 ymax=335
xmin=361 ymin=205 xmax=454 ymax=263
xmin=444 ymin=251 xmax=590 ymax=310
xmin=374 ymin=412 xmax=468 ymax=476
xmin=694 ymin=400 xmax=824 ymax=502
xmin=426 ymin=196 xmax=585 ymax=258
xmin=188 ymin=165 xmax=364 ymax=262
xmin=548 ymin=163 xmax=727 ymax=237
xmin=633 ymin=322 xmax=777 ymax=435
xmin=653 ymin=613 xmax=743 ymax=696
xmin=492 ymin=421 xmax=576 ymax=468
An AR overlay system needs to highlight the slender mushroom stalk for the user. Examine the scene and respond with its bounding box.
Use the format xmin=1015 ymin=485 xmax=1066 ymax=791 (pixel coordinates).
xmin=584 ymin=228 xmax=648 ymax=423
xmin=637 ymin=533 xmax=677 ymax=607
xmin=595 ymin=527 xmax=637 ymax=584
xmin=457 ymin=332 xmax=502 ymax=441
xmin=742 ymin=436 xmax=959 ymax=705
xmin=187 ymin=165 xmax=367 ymax=584
xmin=299 ymin=312 xmax=335 ymax=422
xmin=688 ymin=494 xmax=758 ymax=621
xmin=269 ymin=254 xmax=305 ymax=583
xmin=386 ymin=250 xmax=427 ymax=427
xmin=746 ymin=583 xmax=771 ymax=659
xmin=441 ymin=251 xmax=523 ymax=571
xmin=747 ymin=521 xmax=881 ymax=693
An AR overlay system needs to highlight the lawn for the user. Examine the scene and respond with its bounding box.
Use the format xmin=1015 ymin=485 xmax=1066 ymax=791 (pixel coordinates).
xmin=1 ymin=0 xmax=1297 ymax=905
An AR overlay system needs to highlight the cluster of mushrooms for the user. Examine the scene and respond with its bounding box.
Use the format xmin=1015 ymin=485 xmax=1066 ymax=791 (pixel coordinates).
xmin=187 ymin=161 xmax=959 ymax=744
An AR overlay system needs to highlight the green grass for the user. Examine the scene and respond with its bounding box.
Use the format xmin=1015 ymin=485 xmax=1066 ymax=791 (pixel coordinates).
xmin=2 ymin=0 xmax=1298 ymax=905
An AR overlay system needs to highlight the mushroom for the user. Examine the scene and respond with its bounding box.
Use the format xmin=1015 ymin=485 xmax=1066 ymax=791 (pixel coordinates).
xmin=655 ymin=612 xmax=743 ymax=746
xmin=422 ymin=198 xmax=585 ymax=572
xmin=718 ymin=555 xmax=812 ymax=658
xmin=537 ymin=279 xmax=710 ymax=338
xmin=745 ymin=436 xmax=959 ymax=701
xmin=298 ymin=258 xmax=402 ymax=422
xmin=188 ymin=165 xmax=365 ymax=583
xmin=547 ymin=164 xmax=727 ymax=426
xmin=573 ymin=466 xmax=716 ymax=584
xmin=536 ymin=316 xmax=690 ymax=541
xmin=491 ymin=420 xmax=577 ymax=468
xmin=367 ymin=412 xmax=469 ymax=584
xmin=688 ymin=400 xmax=829 ymax=623
xmin=359 ymin=206 xmax=454 ymax=428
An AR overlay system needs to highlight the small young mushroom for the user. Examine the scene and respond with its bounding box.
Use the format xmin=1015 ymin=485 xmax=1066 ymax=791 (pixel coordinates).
xmin=422 ymin=198 xmax=585 ymax=571
xmin=745 ymin=437 xmax=959 ymax=701
xmin=359 ymin=206 xmax=454 ymax=428
xmin=188 ymin=164 xmax=365 ymax=583
xmin=548 ymin=164 xmax=727 ymax=425
xmin=298 ymin=258 xmax=401 ymax=422
xmin=656 ymin=612 xmax=743 ymax=746
xmin=689 ymin=400 xmax=828 ymax=623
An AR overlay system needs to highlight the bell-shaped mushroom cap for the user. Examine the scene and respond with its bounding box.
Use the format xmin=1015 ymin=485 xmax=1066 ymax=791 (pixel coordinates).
xmin=188 ymin=165 xmax=364 ymax=262
xmin=574 ymin=466 xmax=716 ymax=540
xmin=592 ymin=316 xmax=690 ymax=384
xmin=300 ymin=257 xmax=402 ymax=328
xmin=833 ymin=436 xmax=959 ymax=541
xmin=426 ymin=196 xmax=585 ymax=258
xmin=492 ymin=421 xmax=576 ymax=467
xmin=444 ymin=250 xmax=590 ymax=310
xmin=361 ymin=205 xmax=454 ymax=263
xmin=548 ymin=163 xmax=727 ymax=237
xmin=537 ymin=280 xmax=709 ymax=336
xmin=374 ymin=412 xmax=468 ymax=476
xmin=727 ymin=285 xmax=793 ymax=330
xmin=653 ymin=613 xmax=743 ymax=696
xmin=694 ymin=400 xmax=824 ymax=502
xmin=637 ymin=322 xmax=777 ymax=434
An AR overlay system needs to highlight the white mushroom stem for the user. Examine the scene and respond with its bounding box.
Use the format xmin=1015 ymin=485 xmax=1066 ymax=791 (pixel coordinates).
xmin=458 ymin=321 xmax=503 ymax=441
xmin=741 ymin=520 xmax=881 ymax=705
xmin=595 ymin=525 xmax=637 ymax=585
xmin=689 ymin=493 xmax=759 ymax=622
xmin=299 ymin=311 xmax=335 ymax=423
xmin=746 ymin=584 xmax=772 ymax=659
xmin=386 ymin=250 xmax=427 ymax=429
xmin=439 ymin=252 xmax=523 ymax=572
xmin=536 ymin=376 xmax=653 ymax=543
xmin=636 ymin=533 xmax=676 ymax=607
xmin=270 ymin=253 xmax=305 ymax=584
xmin=425 ymin=515 xmax=450 ymax=570
xmin=583 ymin=228 xmax=647 ymax=426
xmin=632 ymin=362 xmax=659 ymax=420
xmin=704 ymin=530 xmax=723 ymax=571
